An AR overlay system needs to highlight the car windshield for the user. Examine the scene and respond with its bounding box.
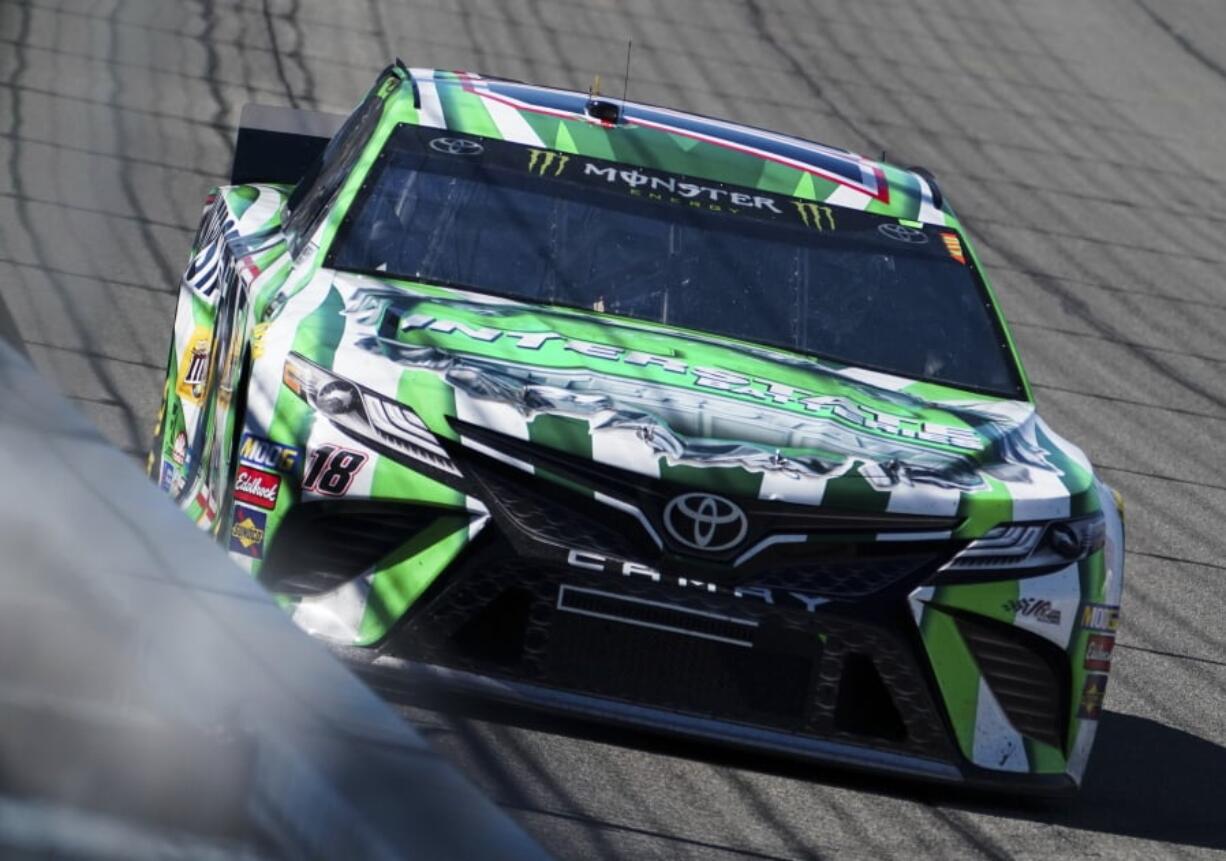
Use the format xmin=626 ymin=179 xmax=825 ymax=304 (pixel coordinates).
xmin=328 ymin=125 xmax=1024 ymax=397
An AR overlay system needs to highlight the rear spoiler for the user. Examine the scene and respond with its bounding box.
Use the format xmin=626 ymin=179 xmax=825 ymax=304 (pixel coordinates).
xmin=230 ymin=104 xmax=347 ymax=186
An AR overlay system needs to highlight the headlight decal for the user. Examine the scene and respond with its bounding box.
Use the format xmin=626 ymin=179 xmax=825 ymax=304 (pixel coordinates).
xmin=939 ymin=512 xmax=1105 ymax=577
xmin=283 ymin=351 xmax=461 ymax=478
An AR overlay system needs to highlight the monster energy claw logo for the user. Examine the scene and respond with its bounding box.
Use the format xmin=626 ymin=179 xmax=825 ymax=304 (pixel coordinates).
xmin=792 ymin=201 xmax=836 ymax=230
xmin=528 ymin=148 xmax=570 ymax=176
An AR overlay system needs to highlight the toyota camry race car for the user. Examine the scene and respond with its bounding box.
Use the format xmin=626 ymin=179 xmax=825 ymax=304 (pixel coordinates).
xmin=150 ymin=62 xmax=1124 ymax=792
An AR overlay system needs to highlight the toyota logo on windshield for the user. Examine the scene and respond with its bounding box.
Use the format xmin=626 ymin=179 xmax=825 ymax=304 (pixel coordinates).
xmin=663 ymin=493 xmax=749 ymax=552
xmin=428 ymin=136 xmax=484 ymax=156
xmin=877 ymin=222 xmax=928 ymax=244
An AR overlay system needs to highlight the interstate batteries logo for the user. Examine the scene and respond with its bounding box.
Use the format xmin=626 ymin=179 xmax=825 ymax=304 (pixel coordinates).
xmin=365 ymin=305 xmax=983 ymax=452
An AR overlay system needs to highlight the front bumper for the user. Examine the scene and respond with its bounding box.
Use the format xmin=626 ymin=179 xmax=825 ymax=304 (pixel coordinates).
xmin=346 ymin=540 xmax=1077 ymax=795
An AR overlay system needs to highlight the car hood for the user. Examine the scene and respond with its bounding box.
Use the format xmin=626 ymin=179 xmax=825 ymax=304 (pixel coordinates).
xmin=319 ymin=273 xmax=1097 ymax=532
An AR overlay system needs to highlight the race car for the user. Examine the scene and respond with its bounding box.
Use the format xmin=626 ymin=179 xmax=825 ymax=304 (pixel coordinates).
xmin=149 ymin=61 xmax=1124 ymax=792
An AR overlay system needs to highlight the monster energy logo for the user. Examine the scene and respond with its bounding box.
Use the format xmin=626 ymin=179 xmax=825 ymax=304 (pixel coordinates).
xmin=528 ymin=149 xmax=570 ymax=176
xmin=792 ymin=201 xmax=836 ymax=230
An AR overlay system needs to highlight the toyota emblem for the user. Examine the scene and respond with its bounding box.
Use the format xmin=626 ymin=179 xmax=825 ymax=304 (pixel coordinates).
xmin=429 ymin=136 xmax=484 ymax=156
xmin=663 ymin=493 xmax=749 ymax=552
xmin=877 ymin=222 xmax=928 ymax=244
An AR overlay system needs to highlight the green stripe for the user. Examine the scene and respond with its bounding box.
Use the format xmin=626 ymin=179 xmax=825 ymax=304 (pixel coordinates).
xmin=268 ymin=284 xmax=347 ymax=448
xmin=657 ymin=461 xmax=763 ymax=497
xmin=953 ymin=473 xmax=1012 ymax=539
xmin=370 ymin=371 xmax=465 ymax=506
xmin=436 ymin=71 xmax=501 ymax=138
xmin=528 ymin=414 xmax=593 ymax=461
xmin=919 ymin=605 xmax=981 ymax=759
xmin=931 ymin=579 xmax=1019 ymax=626
xmin=1023 ymin=737 xmax=1066 ymax=773
xmin=817 ymin=471 xmax=890 ymax=513
xmin=224 ymin=185 xmax=259 ymax=220
xmin=1035 ymin=424 xmax=1096 ymax=516
xmin=357 ymin=514 xmax=472 ymax=644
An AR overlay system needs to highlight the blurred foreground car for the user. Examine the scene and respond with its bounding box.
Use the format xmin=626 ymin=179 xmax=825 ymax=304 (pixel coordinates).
xmin=150 ymin=62 xmax=1124 ymax=792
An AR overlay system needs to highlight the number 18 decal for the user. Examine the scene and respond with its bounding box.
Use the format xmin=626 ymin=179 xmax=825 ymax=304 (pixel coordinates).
xmin=302 ymin=444 xmax=368 ymax=496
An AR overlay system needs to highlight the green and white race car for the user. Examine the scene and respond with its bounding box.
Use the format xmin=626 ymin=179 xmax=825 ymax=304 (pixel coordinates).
xmin=150 ymin=62 xmax=1124 ymax=792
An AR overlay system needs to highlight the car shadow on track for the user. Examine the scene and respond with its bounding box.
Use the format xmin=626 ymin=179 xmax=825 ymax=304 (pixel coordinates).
xmin=376 ymin=681 xmax=1226 ymax=853
xmin=1056 ymin=710 xmax=1225 ymax=849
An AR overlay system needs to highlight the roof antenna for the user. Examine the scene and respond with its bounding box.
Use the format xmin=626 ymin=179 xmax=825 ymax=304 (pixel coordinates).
xmin=621 ymin=40 xmax=633 ymax=112
xmin=584 ymin=47 xmax=631 ymax=124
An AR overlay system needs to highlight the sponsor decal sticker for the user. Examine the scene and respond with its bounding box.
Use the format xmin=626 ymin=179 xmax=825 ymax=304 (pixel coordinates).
xmin=251 ymin=321 xmax=269 ymax=359
xmin=941 ymin=231 xmax=966 ymax=264
xmin=234 ymin=465 xmax=282 ymax=510
xmin=195 ymin=488 xmax=217 ymax=523
xmin=159 ymin=462 xmax=175 ymax=492
xmin=238 ymin=434 xmax=302 ymax=472
xmin=171 ymin=430 xmax=188 ymax=466
xmin=1081 ymin=602 xmax=1120 ymax=633
xmin=583 ymin=162 xmax=784 ymax=215
xmin=1085 ymin=633 xmax=1115 ymax=672
xmin=1004 ymin=597 xmax=1062 ymax=625
xmin=182 ymin=202 xmax=237 ymax=299
xmin=1077 ymin=672 xmax=1109 ymax=720
xmin=792 ymin=201 xmax=837 ymax=231
xmin=176 ymin=326 xmax=211 ymax=404
xmin=229 ymin=505 xmax=267 ymax=558
xmin=527 ymin=148 xmax=570 ymax=176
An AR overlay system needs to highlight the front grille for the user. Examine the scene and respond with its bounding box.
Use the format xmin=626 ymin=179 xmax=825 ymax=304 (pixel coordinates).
xmin=954 ymin=613 xmax=1069 ymax=750
xmin=547 ymin=600 xmax=816 ymax=725
xmin=557 ymin=586 xmax=758 ymax=647
xmin=750 ymin=551 xmax=944 ymax=599
xmin=260 ymin=501 xmax=444 ymax=595
xmin=463 ymin=453 xmax=650 ymax=559
xmin=450 ymin=420 xmax=961 ymax=600
xmin=390 ymin=542 xmax=957 ymax=761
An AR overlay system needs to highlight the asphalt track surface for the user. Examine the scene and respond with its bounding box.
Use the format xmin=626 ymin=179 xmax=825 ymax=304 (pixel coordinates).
xmin=3 ymin=0 xmax=1226 ymax=857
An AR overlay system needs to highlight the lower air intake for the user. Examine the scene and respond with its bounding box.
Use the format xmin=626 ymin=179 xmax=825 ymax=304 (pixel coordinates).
xmin=954 ymin=613 xmax=1070 ymax=751
xmin=260 ymin=501 xmax=445 ymax=595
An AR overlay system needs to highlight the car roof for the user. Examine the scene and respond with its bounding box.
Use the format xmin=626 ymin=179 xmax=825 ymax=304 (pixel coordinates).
xmin=402 ymin=68 xmax=954 ymax=227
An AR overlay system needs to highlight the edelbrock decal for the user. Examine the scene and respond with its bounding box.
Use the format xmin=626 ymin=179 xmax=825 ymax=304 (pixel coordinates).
xmin=234 ymin=464 xmax=281 ymax=510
